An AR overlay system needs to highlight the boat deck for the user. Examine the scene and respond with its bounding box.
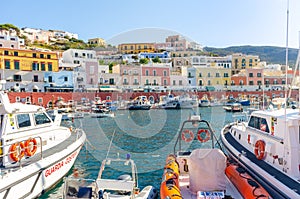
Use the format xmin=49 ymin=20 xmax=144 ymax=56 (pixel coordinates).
xmin=179 ymin=173 xmax=241 ymax=199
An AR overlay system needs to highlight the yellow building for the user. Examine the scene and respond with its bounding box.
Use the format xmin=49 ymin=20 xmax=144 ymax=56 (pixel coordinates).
xmin=231 ymin=53 xmax=260 ymax=75
xmin=88 ymin=38 xmax=106 ymax=47
xmin=118 ymin=43 xmax=155 ymax=54
xmin=195 ymin=67 xmax=231 ymax=87
xmin=0 ymin=48 xmax=59 ymax=72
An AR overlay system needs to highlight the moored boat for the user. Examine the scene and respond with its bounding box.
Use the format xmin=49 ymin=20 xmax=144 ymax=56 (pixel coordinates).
xmin=221 ymin=107 xmax=300 ymax=198
xmin=223 ymin=102 xmax=243 ymax=112
xmin=0 ymin=91 xmax=86 ymax=198
xmin=128 ymin=96 xmax=151 ymax=110
xmin=160 ymin=115 xmax=269 ymax=199
xmin=63 ymin=154 xmax=158 ymax=199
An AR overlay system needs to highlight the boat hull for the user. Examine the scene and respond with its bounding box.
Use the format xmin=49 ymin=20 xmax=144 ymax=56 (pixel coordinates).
xmin=221 ymin=125 xmax=300 ymax=199
xmin=0 ymin=132 xmax=86 ymax=199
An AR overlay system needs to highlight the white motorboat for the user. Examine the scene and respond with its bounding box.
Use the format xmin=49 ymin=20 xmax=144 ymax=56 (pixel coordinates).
xmin=160 ymin=115 xmax=270 ymax=199
xmin=0 ymin=91 xmax=86 ymax=199
xmin=90 ymin=102 xmax=115 ymax=118
xmin=175 ymin=94 xmax=198 ymax=109
xmin=63 ymin=155 xmax=158 ymax=199
xmin=157 ymin=94 xmax=180 ymax=109
xmin=221 ymin=107 xmax=300 ymax=198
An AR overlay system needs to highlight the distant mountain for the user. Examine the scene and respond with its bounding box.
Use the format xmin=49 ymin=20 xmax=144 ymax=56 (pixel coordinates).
xmin=204 ymin=45 xmax=299 ymax=66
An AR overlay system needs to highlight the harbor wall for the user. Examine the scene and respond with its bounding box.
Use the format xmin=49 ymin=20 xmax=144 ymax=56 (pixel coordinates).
xmin=6 ymin=90 xmax=299 ymax=108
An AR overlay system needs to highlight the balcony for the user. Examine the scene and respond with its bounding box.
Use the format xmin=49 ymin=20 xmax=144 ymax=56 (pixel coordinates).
xmin=123 ymin=82 xmax=129 ymax=85
xmin=133 ymin=82 xmax=139 ymax=85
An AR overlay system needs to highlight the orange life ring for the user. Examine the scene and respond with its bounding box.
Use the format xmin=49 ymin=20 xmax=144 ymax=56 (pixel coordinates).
xmin=9 ymin=142 xmax=25 ymax=162
xmin=197 ymin=129 xmax=210 ymax=143
xmin=24 ymin=138 xmax=37 ymax=157
xmin=181 ymin=130 xmax=194 ymax=142
xmin=254 ymin=140 xmax=265 ymax=160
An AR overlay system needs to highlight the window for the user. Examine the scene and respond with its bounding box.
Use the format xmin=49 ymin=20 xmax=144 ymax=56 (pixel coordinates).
xmin=145 ymin=79 xmax=149 ymax=85
xmin=163 ymin=79 xmax=167 ymax=85
xmin=14 ymin=60 xmax=20 ymax=70
xmin=208 ymin=80 xmax=211 ymax=85
xmin=33 ymin=75 xmax=38 ymax=82
xmin=33 ymin=53 xmax=36 ymax=58
xmin=40 ymin=54 xmax=44 ymax=58
xmin=163 ymin=70 xmax=167 ymax=76
xmin=13 ymin=75 xmax=22 ymax=82
xmin=207 ymin=73 xmax=210 ymax=77
xmin=173 ymin=80 xmax=176 ymax=85
xmin=4 ymin=50 xmax=9 ymax=55
xmin=257 ymin=73 xmax=262 ymax=77
xmin=153 ymin=70 xmax=156 ymax=76
xmin=34 ymin=113 xmax=51 ymax=125
xmin=64 ymin=77 xmax=68 ymax=82
xmin=32 ymin=62 xmax=39 ymax=71
xmin=17 ymin=114 xmax=31 ymax=128
xmin=179 ymin=80 xmax=183 ymax=85
xmin=249 ymin=73 xmax=253 ymax=77
xmin=49 ymin=76 xmax=53 ymax=82
xmin=216 ymin=73 xmax=220 ymax=77
xmin=153 ymin=79 xmax=157 ymax=85
xmin=257 ymin=81 xmax=262 ymax=85
xmin=199 ymin=73 xmax=202 ymax=77
xmin=14 ymin=51 xmax=18 ymax=56
xmin=224 ymin=73 xmax=229 ymax=77
xmin=248 ymin=116 xmax=269 ymax=133
xmin=249 ymin=81 xmax=254 ymax=85
xmin=41 ymin=62 xmax=45 ymax=71
xmin=47 ymin=54 xmax=51 ymax=59
xmin=5 ymin=60 xmax=10 ymax=69
xmin=145 ymin=70 xmax=149 ymax=76
xmin=199 ymin=80 xmax=203 ymax=86
xmin=48 ymin=63 xmax=52 ymax=71
xmin=282 ymin=79 xmax=286 ymax=84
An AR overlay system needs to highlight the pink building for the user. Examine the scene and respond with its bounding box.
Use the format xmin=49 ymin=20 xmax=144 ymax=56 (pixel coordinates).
xmin=119 ymin=65 xmax=141 ymax=86
xmin=141 ymin=64 xmax=170 ymax=86
xmin=246 ymin=68 xmax=263 ymax=86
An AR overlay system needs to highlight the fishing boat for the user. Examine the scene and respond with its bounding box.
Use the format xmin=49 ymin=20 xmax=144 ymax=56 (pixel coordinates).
xmin=160 ymin=115 xmax=270 ymax=199
xmin=128 ymin=96 xmax=151 ymax=110
xmin=63 ymin=154 xmax=158 ymax=199
xmin=221 ymin=107 xmax=300 ymax=198
xmin=223 ymin=102 xmax=243 ymax=112
xmin=198 ymin=95 xmax=210 ymax=107
xmin=0 ymin=91 xmax=86 ymax=198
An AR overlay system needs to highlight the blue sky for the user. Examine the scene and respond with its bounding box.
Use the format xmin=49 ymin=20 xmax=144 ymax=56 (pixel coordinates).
xmin=1 ymin=0 xmax=300 ymax=48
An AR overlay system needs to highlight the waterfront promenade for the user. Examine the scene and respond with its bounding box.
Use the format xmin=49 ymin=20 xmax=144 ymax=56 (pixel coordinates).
xmin=6 ymin=90 xmax=299 ymax=107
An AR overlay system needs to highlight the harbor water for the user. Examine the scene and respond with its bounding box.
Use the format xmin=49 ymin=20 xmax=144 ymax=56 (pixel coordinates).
xmin=40 ymin=106 xmax=240 ymax=198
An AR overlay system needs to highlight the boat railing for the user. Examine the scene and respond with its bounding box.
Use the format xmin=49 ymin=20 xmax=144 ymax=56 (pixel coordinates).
xmin=1 ymin=136 xmax=43 ymax=168
xmin=246 ymin=126 xmax=284 ymax=143
xmin=173 ymin=118 xmax=223 ymax=154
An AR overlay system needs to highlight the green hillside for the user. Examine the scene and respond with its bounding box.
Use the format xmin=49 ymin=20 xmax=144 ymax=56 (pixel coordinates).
xmin=204 ymin=45 xmax=298 ymax=66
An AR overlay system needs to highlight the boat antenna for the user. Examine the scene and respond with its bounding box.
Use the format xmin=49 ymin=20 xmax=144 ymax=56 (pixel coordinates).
xmin=284 ymin=0 xmax=289 ymax=115
xmin=105 ymin=129 xmax=116 ymax=160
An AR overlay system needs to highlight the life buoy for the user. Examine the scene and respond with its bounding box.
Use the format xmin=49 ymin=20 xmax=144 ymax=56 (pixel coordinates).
xmin=181 ymin=130 xmax=194 ymax=142
xmin=9 ymin=142 xmax=25 ymax=162
xmin=197 ymin=129 xmax=210 ymax=143
xmin=254 ymin=140 xmax=265 ymax=160
xmin=24 ymin=138 xmax=37 ymax=157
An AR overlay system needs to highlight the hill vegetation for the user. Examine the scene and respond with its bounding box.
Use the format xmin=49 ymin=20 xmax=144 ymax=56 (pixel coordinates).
xmin=204 ymin=45 xmax=298 ymax=66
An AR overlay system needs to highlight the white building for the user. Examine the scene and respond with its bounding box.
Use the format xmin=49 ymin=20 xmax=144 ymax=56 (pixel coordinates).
xmin=63 ymin=49 xmax=98 ymax=91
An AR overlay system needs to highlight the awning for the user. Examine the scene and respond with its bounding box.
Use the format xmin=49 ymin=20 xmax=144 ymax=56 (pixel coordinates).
xmin=86 ymin=88 xmax=99 ymax=91
xmin=100 ymin=87 xmax=121 ymax=92
xmin=15 ymin=71 xmax=29 ymax=75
